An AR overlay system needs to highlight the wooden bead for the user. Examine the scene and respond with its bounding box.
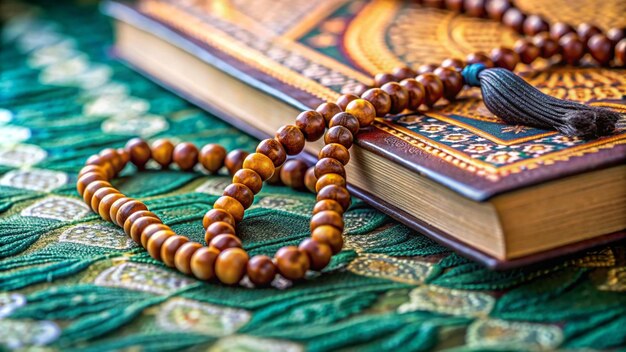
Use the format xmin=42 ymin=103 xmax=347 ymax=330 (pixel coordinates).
xmin=209 ymin=234 xmax=242 ymax=251
xmin=345 ymin=99 xmax=376 ymax=127
xmin=316 ymin=102 xmax=343 ymax=124
xmin=125 ymin=138 xmax=151 ymax=169
xmin=416 ymin=73 xmax=444 ymax=107
xmin=224 ymin=150 xmax=249 ymax=176
xmin=205 ymin=221 xmax=236 ymax=244
xmin=140 ymin=223 xmax=171 ymax=248
xmin=82 ymin=180 xmax=111 ymax=206
xmin=109 ymin=197 xmax=133 ymax=226
xmin=490 ymin=47 xmax=519 ymax=71
xmin=85 ymin=157 xmax=115 ymax=179
xmin=233 ymin=169 xmax=263 ymax=195
xmin=607 ymin=27 xmax=625 ymax=46
xmin=316 ymin=184 xmax=351 ymax=211
xmin=373 ymin=73 xmax=395 ymax=88
xmin=173 ymin=142 xmax=198 ymax=171
xmin=90 ymin=187 xmax=118 ymax=213
xmin=310 ymin=210 xmax=344 ymax=232
xmin=318 ymin=143 xmax=350 ymax=165
xmin=242 ymin=153 xmax=275 ymax=181
xmin=523 ymin=15 xmax=549 ymax=36
xmin=117 ymin=148 xmax=130 ymax=167
xmin=577 ymin=23 xmax=602 ymax=44
xmin=275 ymin=125 xmax=305 ymax=155
xmin=299 ymin=239 xmax=332 ymax=271
xmin=587 ymin=34 xmax=613 ymax=65
xmin=433 ymin=67 xmax=463 ymax=101
xmin=502 ymin=8 xmax=525 ymax=33
xmin=329 ymin=113 xmax=360 ymax=136
xmin=361 ymin=88 xmax=391 ymax=117
xmin=465 ymin=0 xmax=486 ymax=17
xmin=190 ymin=246 xmax=220 ymax=280
xmin=336 ymin=93 xmax=359 ymax=110
xmin=99 ymin=148 xmax=124 ymax=173
xmin=533 ymin=33 xmax=560 ymax=58
xmin=77 ymin=172 xmax=107 ymax=196
xmin=275 ymin=246 xmax=310 ymax=280
xmin=314 ymin=158 xmax=346 ymax=179
xmin=115 ymin=200 xmax=148 ymax=229
xmin=324 ymin=126 xmax=354 ymax=149
xmin=349 ymin=83 xmax=369 ymax=97
xmin=295 ymin=110 xmax=326 ymax=142
xmin=78 ymin=164 xmax=107 ymax=179
xmin=391 ymin=66 xmax=417 ymax=81
xmin=214 ymin=196 xmax=245 ymax=222
xmin=485 ymin=0 xmax=510 ymax=21
xmin=550 ymin=22 xmax=575 ymax=41
xmin=513 ymin=39 xmax=540 ymax=64
xmin=256 ymin=139 xmax=286 ymax=168
xmin=444 ymin=0 xmax=463 ymax=12
xmin=161 ymin=235 xmax=189 ymax=267
xmin=315 ymin=173 xmax=346 ymax=193
xmin=313 ymin=199 xmax=344 ymax=215
xmin=199 ymin=144 xmax=227 ymax=173
xmin=304 ymin=167 xmax=317 ymax=193
xmin=147 ymin=229 xmax=174 ymax=260
xmin=151 ymin=139 xmax=174 ymax=168
xmin=616 ymin=39 xmax=626 ymax=66
xmin=215 ymin=248 xmax=249 ymax=285
xmin=381 ymin=82 xmax=409 ymax=114
xmin=246 ymin=255 xmax=277 ymax=286
xmin=174 ymin=241 xmax=203 ymax=274
xmin=399 ymin=78 xmax=426 ymax=110
xmin=466 ymin=52 xmax=494 ymax=68
xmin=311 ymin=225 xmax=344 ymax=254
xmin=203 ymin=208 xmax=236 ymax=230
xmin=559 ymin=33 xmax=585 ymax=65
xmin=417 ymin=64 xmax=438 ymax=75
xmin=130 ymin=217 xmax=163 ymax=245
xmin=223 ymin=183 xmax=254 ymax=209
xmin=123 ymin=210 xmax=158 ymax=235
xmin=98 ymin=193 xmax=124 ymax=222
xmin=440 ymin=58 xmax=465 ymax=71
xmin=280 ymin=159 xmax=308 ymax=190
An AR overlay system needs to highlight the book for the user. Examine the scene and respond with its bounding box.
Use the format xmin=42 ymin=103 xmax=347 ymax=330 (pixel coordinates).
xmin=102 ymin=0 xmax=626 ymax=269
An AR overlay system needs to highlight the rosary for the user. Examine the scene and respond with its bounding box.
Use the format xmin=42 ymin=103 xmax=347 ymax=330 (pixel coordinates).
xmin=77 ymin=0 xmax=624 ymax=287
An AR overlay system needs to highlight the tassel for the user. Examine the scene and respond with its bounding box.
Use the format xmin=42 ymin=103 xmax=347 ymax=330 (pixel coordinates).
xmin=461 ymin=64 xmax=621 ymax=139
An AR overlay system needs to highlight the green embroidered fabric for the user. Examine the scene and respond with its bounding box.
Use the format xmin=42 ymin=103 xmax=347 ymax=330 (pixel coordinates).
xmin=1 ymin=1 xmax=625 ymax=351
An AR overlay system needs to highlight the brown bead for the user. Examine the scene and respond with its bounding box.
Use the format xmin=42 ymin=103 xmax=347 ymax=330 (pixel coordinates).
xmin=214 ymin=195 xmax=245 ymax=223
xmin=490 ymin=47 xmax=519 ymax=71
xmin=246 ymin=255 xmax=277 ymax=286
xmin=267 ymin=166 xmax=282 ymax=185
xmin=533 ymin=32 xmax=560 ymax=58
xmin=280 ymin=159 xmax=308 ymax=190
xmin=151 ymin=139 xmax=174 ymax=168
xmin=98 ymin=193 xmax=125 ymax=222
xmin=99 ymin=148 xmax=124 ymax=173
xmin=275 ymin=125 xmax=305 ymax=155
xmin=466 ymin=52 xmax=494 ymax=68
xmin=523 ymin=15 xmax=549 ymax=36
xmin=616 ymin=39 xmax=626 ymax=66
xmin=349 ymin=83 xmax=369 ymax=97
xmin=345 ymin=99 xmax=376 ymax=127
xmin=550 ymin=22 xmax=575 ymax=41
xmin=485 ymin=0 xmax=510 ymax=21
xmin=361 ymin=88 xmax=391 ymax=117
xmin=433 ymin=67 xmax=464 ymax=100
xmin=329 ymin=113 xmax=360 ymax=136
xmin=275 ymin=246 xmax=310 ymax=280
xmin=381 ymin=82 xmax=409 ymax=114
xmin=223 ymin=183 xmax=254 ymax=209
xmin=76 ymin=172 xmax=107 ymax=196
xmin=90 ymin=187 xmax=118 ymax=213
xmin=416 ymin=64 xmax=438 ymax=75
xmin=559 ymin=33 xmax=585 ymax=65
xmin=587 ymin=34 xmax=613 ymax=65
xmin=190 ymin=246 xmax=220 ymax=280
xmin=203 ymin=208 xmax=236 ymax=230
xmin=314 ymin=157 xmax=346 ymax=179
xmin=316 ymin=102 xmax=343 ymax=124
xmin=115 ymin=200 xmax=148 ymax=229
xmin=440 ymin=58 xmax=466 ymax=71
xmin=199 ymin=144 xmax=227 ymax=173
xmin=311 ymin=225 xmax=344 ymax=254
xmin=304 ymin=167 xmax=317 ymax=193
xmin=391 ymin=66 xmax=417 ymax=81
xmin=324 ymin=126 xmax=354 ymax=149
xmin=299 ymin=239 xmax=332 ymax=271
xmin=174 ymin=241 xmax=203 ymax=275
xmin=445 ymin=0 xmax=463 ymax=12
xmin=125 ymin=138 xmax=151 ymax=169
xmin=399 ymin=78 xmax=426 ymax=110
xmin=423 ymin=0 xmax=444 ymax=8
xmin=316 ymin=184 xmax=351 ymax=211
xmin=256 ymin=139 xmax=286 ymax=168
xmin=78 ymin=164 xmax=107 ymax=179
xmin=147 ymin=229 xmax=174 ymax=260
xmin=336 ymin=93 xmax=359 ymax=110
xmin=85 ymin=157 xmax=115 ymax=179
xmin=215 ymin=247 xmax=249 ymax=285
xmin=315 ymin=173 xmax=346 ymax=193
xmin=513 ymin=39 xmax=540 ymax=64
xmin=577 ymin=23 xmax=602 ymax=45
xmin=140 ymin=223 xmax=170 ymax=248
xmin=224 ymin=150 xmax=249 ymax=175
xmin=117 ymin=148 xmax=130 ymax=167
xmin=502 ymin=7 xmax=525 ymax=33
xmin=242 ymin=153 xmax=275 ymax=181
xmin=313 ymin=199 xmax=345 ymax=215
xmin=209 ymin=234 xmax=242 ymax=251
xmin=416 ymin=73 xmax=444 ymax=107
xmin=109 ymin=197 xmax=133 ymax=226
xmin=123 ymin=210 xmax=158 ymax=235
xmin=465 ymin=0 xmax=486 ymax=17
xmin=82 ymin=180 xmax=111 ymax=206
xmin=310 ymin=210 xmax=344 ymax=232
xmin=233 ymin=168 xmax=263 ymax=195
xmin=318 ymin=143 xmax=350 ymax=165
xmin=373 ymin=73 xmax=395 ymax=88
xmin=130 ymin=217 xmax=163 ymax=245
xmin=295 ymin=110 xmax=326 ymax=142
xmin=161 ymin=235 xmax=189 ymax=267
xmin=173 ymin=142 xmax=198 ymax=171
xmin=205 ymin=221 xmax=236 ymax=244
xmin=607 ymin=28 xmax=625 ymax=46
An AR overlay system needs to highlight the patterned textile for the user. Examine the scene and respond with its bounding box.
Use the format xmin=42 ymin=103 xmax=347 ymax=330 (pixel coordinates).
xmin=1 ymin=1 xmax=625 ymax=351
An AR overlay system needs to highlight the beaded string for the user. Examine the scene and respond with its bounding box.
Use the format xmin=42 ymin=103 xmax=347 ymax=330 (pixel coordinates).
xmin=77 ymin=1 xmax=625 ymax=286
